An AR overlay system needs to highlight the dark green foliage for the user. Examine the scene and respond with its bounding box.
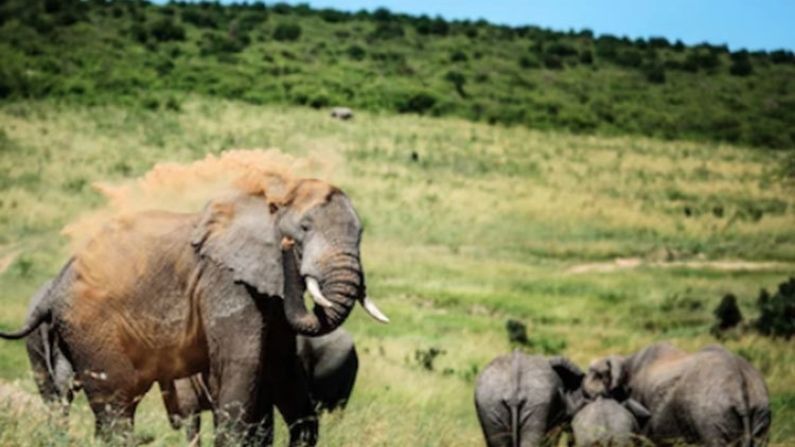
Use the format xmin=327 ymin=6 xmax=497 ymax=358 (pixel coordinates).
xmin=729 ymin=52 xmax=753 ymax=76
xmin=346 ymin=44 xmax=366 ymax=60
xmin=505 ymin=319 xmax=530 ymax=346
xmin=755 ymin=278 xmax=795 ymax=339
xmin=273 ymin=23 xmax=301 ymax=41
xmin=149 ymin=18 xmax=185 ymax=42
xmin=0 ymin=0 xmax=792 ymax=149
xmin=398 ymin=92 xmax=437 ymax=114
xmin=712 ymin=293 xmax=743 ymax=332
xmin=414 ymin=347 xmax=445 ymax=371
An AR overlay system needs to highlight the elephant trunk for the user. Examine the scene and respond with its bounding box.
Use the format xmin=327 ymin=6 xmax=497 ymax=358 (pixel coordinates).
xmin=284 ymin=252 xmax=361 ymax=336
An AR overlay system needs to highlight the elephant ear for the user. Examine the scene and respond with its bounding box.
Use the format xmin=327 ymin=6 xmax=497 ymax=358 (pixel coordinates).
xmin=191 ymin=194 xmax=283 ymax=297
xmin=549 ymin=356 xmax=585 ymax=392
xmin=606 ymin=355 xmax=628 ymax=394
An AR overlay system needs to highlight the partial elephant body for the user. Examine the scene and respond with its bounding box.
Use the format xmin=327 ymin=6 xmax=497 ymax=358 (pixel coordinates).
xmin=162 ymin=327 xmax=358 ymax=445
xmin=589 ymin=342 xmax=771 ymax=447
xmin=474 ymin=352 xmax=583 ymax=447
xmin=571 ymin=397 xmax=645 ymax=447
xmin=1 ymin=178 xmax=385 ymax=445
xmin=296 ymin=328 xmax=358 ymax=411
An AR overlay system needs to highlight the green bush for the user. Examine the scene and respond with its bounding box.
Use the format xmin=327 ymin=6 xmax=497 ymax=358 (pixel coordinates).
xmin=273 ymin=23 xmax=301 ymax=41
xmin=397 ymin=91 xmax=437 ymax=114
xmin=347 ymin=44 xmax=366 ymax=60
xmin=149 ymin=18 xmax=185 ymax=42
xmin=712 ymin=293 xmax=743 ymax=332
xmin=505 ymin=319 xmax=530 ymax=346
xmin=755 ymin=277 xmax=795 ymax=339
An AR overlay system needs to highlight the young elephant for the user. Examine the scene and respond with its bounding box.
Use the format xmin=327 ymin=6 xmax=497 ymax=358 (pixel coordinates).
xmin=162 ymin=328 xmax=358 ymax=446
xmin=474 ymin=351 xmax=584 ymax=447
xmin=571 ymin=397 xmax=650 ymax=447
xmin=583 ymin=342 xmax=771 ymax=447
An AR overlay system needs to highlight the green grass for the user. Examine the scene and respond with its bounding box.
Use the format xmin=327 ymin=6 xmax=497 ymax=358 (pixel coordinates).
xmin=0 ymin=97 xmax=793 ymax=445
xmin=1 ymin=1 xmax=795 ymax=149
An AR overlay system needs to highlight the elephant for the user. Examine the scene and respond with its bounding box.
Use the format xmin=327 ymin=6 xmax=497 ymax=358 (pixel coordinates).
xmin=329 ymin=107 xmax=353 ymax=120
xmin=0 ymin=178 xmax=388 ymax=444
xmin=582 ymin=342 xmax=771 ymax=447
xmin=570 ymin=396 xmax=650 ymax=447
xmin=296 ymin=327 xmax=358 ymax=412
xmin=162 ymin=327 xmax=358 ymax=446
xmin=23 ymin=279 xmax=77 ymax=416
xmin=474 ymin=351 xmax=584 ymax=447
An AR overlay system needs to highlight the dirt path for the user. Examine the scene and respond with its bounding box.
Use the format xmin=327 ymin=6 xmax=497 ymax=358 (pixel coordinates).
xmin=566 ymin=258 xmax=792 ymax=274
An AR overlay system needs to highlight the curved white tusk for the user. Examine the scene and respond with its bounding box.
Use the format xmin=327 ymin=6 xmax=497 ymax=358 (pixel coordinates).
xmin=362 ymin=296 xmax=390 ymax=323
xmin=306 ymin=277 xmax=334 ymax=308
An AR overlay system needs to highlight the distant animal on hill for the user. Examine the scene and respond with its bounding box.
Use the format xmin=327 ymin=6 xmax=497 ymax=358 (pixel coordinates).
xmin=330 ymin=107 xmax=354 ymax=120
xmin=583 ymin=342 xmax=770 ymax=447
xmin=0 ymin=178 xmax=388 ymax=444
xmin=570 ymin=396 xmax=649 ymax=446
xmin=474 ymin=351 xmax=583 ymax=446
xmin=162 ymin=327 xmax=358 ymax=445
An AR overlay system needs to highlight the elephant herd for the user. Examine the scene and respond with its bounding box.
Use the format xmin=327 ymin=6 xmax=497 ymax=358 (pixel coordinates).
xmin=0 ymin=176 xmax=774 ymax=446
xmin=475 ymin=343 xmax=770 ymax=446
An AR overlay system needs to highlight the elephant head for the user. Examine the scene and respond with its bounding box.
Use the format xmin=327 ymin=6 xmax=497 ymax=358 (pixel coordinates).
xmin=582 ymin=355 xmax=627 ymax=399
xmin=192 ymin=178 xmax=387 ymax=336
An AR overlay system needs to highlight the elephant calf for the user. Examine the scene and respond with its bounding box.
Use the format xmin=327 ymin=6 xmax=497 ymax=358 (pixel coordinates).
xmin=163 ymin=328 xmax=358 ymax=445
xmin=474 ymin=351 xmax=584 ymax=447
xmin=583 ymin=342 xmax=771 ymax=447
xmin=571 ymin=396 xmax=650 ymax=447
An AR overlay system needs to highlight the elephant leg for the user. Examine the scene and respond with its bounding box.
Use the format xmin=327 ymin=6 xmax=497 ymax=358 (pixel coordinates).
xmin=209 ymin=358 xmax=265 ymax=446
xmin=185 ymin=412 xmax=202 ymax=446
xmin=272 ymin=357 xmax=318 ymax=447
xmin=88 ymin=393 xmax=139 ymax=445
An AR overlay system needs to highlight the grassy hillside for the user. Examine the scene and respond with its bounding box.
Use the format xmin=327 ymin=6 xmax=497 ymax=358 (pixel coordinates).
xmin=1 ymin=0 xmax=794 ymax=149
xmin=0 ymin=97 xmax=793 ymax=445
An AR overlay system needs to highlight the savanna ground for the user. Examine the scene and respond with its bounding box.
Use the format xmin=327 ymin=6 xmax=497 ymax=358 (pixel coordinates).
xmin=0 ymin=97 xmax=793 ymax=446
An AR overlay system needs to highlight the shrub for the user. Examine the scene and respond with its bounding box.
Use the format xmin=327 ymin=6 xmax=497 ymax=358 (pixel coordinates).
xmin=149 ymin=18 xmax=186 ymax=42
xmin=545 ymin=42 xmax=578 ymax=57
xmin=730 ymin=59 xmax=753 ymax=76
xmin=397 ymin=91 xmax=436 ymax=114
xmin=370 ymin=22 xmax=404 ymax=40
xmin=444 ymin=70 xmax=466 ymax=96
xmin=519 ymin=55 xmax=540 ymax=69
xmin=712 ymin=293 xmax=743 ymax=332
xmin=181 ymin=9 xmax=218 ymax=28
xmin=414 ymin=347 xmax=445 ymax=371
xmin=542 ymin=54 xmax=563 ymax=69
xmin=579 ymin=50 xmax=593 ymax=64
xmin=755 ymin=277 xmax=795 ymax=339
xmin=505 ymin=319 xmax=530 ymax=346
xmin=644 ymin=63 xmax=666 ymax=83
xmin=273 ymin=23 xmax=301 ymax=42
xmin=450 ymin=50 xmax=468 ymax=63
xmin=346 ymin=44 xmax=366 ymax=60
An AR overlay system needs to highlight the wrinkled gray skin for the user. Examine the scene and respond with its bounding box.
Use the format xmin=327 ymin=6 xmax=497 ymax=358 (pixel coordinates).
xmin=24 ymin=280 xmax=76 ymax=416
xmin=0 ymin=182 xmax=372 ymax=445
xmin=583 ymin=342 xmax=771 ymax=447
xmin=163 ymin=327 xmax=357 ymax=446
xmin=474 ymin=352 xmax=584 ymax=447
xmin=571 ymin=397 xmax=649 ymax=447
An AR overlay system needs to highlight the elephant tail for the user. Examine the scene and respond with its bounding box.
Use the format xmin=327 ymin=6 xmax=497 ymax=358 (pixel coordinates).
xmin=0 ymin=286 xmax=52 ymax=340
xmin=510 ymin=401 xmax=523 ymax=447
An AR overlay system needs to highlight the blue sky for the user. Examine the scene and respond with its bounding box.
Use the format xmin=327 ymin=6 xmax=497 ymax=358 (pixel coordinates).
xmin=270 ymin=0 xmax=794 ymax=51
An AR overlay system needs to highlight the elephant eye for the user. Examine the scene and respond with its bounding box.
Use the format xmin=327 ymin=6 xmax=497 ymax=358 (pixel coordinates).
xmin=300 ymin=222 xmax=311 ymax=232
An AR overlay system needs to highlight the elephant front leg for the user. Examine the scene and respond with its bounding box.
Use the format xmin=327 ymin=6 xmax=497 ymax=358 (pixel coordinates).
xmin=210 ymin=357 xmax=265 ymax=446
xmin=272 ymin=357 xmax=318 ymax=447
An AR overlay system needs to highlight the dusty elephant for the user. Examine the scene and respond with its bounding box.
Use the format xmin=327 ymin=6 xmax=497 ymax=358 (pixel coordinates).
xmin=474 ymin=351 xmax=584 ymax=447
xmin=583 ymin=342 xmax=771 ymax=447
xmin=570 ymin=396 xmax=650 ymax=447
xmin=0 ymin=177 xmax=388 ymax=444
xmin=162 ymin=327 xmax=358 ymax=446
